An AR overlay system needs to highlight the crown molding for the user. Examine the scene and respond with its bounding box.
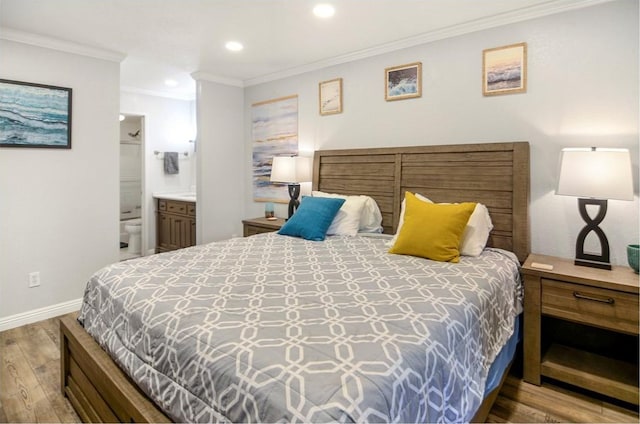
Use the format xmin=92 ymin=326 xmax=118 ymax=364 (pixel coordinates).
xmin=244 ymin=0 xmax=613 ymax=86
xmin=191 ymin=71 xmax=244 ymax=88
xmin=121 ymin=85 xmax=196 ymax=101
xmin=2 ymin=0 xmax=613 ymax=92
xmin=0 ymin=27 xmax=126 ymax=62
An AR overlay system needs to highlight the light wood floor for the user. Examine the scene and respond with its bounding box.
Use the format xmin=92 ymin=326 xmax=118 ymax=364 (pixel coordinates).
xmin=1 ymin=314 xmax=638 ymax=423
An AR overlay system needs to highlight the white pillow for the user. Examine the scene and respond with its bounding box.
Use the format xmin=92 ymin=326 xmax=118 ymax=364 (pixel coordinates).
xmin=459 ymin=203 xmax=494 ymax=256
xmin=312 ymin=191 xmax=383 ymax=234
xmin=311 ymin=191 xmax=366 ymax=236
xmin=389 ymin=193 xmax=493 ymax=256
xmin=359 ymin=196 xmax=383 ymax=233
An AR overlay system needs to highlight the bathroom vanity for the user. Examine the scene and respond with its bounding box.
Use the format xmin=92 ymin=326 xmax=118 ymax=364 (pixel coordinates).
xmin=155 ymin=196 xmax=196 ymax=253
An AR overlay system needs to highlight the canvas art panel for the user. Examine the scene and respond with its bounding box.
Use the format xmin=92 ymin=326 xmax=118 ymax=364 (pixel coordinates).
xmin=252 ymin=95 xmax=298 ymax=203
xmin=385 ymin=62 xmax=422 ymax=101
xmin=483 ymin=42 xmax=527 ymax=96
xmin=319 ymin=78 xmax=342 ymax=115
xmin=0 ymin=79 xmax=72 ymax=148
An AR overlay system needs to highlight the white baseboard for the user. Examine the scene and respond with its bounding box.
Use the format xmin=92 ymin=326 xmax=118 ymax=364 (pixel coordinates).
xmin=0 ymin=298 xmax=82 ymax=332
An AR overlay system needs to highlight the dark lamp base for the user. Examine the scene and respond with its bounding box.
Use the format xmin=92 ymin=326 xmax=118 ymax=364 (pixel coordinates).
xmin=574 ymin=258 xmax=612 ymax=270
xmin=574 ymin=198 xmax=612 ymax=271
xmin=287 ymin=183 xmax=301 ymax=219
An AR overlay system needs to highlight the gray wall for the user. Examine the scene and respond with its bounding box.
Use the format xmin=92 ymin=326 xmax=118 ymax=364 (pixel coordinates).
xmin=242 ymin=0 xmax=639 ymax=265
xmin=0 ymin=40 xmax=121 ymax=320
xmin=196 ymin=79 xmax=246 ymax=242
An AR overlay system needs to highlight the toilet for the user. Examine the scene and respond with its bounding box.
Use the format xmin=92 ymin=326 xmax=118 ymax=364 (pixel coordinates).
xmin=124 ymin=218 xmax=142 ymax=254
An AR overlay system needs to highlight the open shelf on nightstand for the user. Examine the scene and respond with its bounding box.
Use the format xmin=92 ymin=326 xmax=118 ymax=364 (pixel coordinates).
xmin=541 ymin=343 xmax=639 ymax=405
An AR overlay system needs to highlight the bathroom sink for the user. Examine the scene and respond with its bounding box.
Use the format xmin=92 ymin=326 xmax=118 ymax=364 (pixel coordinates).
xmin=172 ymin=192 xmax=196 ymax=200
xmin=154 ymin=192 xmax=196 ymax=202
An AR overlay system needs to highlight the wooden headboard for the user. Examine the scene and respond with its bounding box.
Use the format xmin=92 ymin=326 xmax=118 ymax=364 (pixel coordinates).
xmin=312 ymin=142 xmax=530 ymax=262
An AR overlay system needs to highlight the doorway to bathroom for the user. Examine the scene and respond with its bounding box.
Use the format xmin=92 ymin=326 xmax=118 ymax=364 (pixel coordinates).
xmin=119 ymin=114 xmax=145 ymax=261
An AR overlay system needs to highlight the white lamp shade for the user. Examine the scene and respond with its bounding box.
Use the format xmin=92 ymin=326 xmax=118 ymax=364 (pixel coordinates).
xmin=556 ymin=148 xmax=634 ymax=201
xmin=270 ymin=156 xmax=312 ymax=183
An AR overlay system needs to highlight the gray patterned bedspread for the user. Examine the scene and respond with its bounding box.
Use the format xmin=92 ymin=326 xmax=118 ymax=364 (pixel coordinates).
xmin=78 ymin=233 xmax=522 ymax=423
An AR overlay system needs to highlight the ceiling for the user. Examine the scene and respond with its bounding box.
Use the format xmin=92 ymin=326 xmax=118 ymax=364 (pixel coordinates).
xmin=0 ymin=0 xmax=607 ymax=100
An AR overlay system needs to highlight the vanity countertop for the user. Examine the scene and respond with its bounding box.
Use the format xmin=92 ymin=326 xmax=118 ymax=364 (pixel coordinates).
xmin=153 ymin=192 xmax=196 ymax=202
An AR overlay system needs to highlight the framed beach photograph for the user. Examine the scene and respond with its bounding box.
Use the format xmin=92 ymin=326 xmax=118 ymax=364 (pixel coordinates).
xmin=483 ymin=42 xmax=527 ymax=96
xmin=319 ymin=78 xmax=342 ymax=115
xmin=0 ymin=79 xmax=72 ymax=148
xmin=385 ymin=62 xmax=422 ymax=101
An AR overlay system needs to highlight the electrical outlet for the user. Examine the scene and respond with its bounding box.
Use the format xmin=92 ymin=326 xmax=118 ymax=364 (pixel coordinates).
xmin=29 ymin=271 xmax=40 ymax=288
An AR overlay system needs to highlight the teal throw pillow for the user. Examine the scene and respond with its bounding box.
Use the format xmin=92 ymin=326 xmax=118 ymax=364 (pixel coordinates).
xmin=278 ymin=196 xmax=345 ymax=241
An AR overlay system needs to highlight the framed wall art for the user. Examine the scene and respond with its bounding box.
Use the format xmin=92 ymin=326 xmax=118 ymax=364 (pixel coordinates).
xmin=319 ymin=78 xmax=343 ymax=115
xmin=0 ymin=79 xmax=72 ymax=148
xmin=482 ymin=42 xmax=527 ymax=96
xmin=385 ymin=62 xmax=422 ymax=101
xmin=251 ymin=94 xmax=298 ymax=203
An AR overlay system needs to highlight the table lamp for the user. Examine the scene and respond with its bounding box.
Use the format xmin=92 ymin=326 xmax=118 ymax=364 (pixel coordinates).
xmin=270 ymin=156 xmax=312 ymax=219
xmin=556 ymin=147 xmax=634 ymax=270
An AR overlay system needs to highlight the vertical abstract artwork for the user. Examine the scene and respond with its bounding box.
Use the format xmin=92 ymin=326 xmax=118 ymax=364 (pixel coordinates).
xmin=252 ymin=95 xmax=298 ymax=202
xmin=483 ymin=43 xmax=527 ymax=96
xmin=385 ymin=62 xmax=422 ymax=101
xmin=0 ymin=79 xmax=72 ymax=148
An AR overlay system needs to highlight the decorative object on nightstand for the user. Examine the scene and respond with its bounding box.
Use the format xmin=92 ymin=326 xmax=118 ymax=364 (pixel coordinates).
xmin=270 ymin=156 xmax=312 ymax=219
xmin=522 ymin=253 xmax=639 ymax=405
xmin=627 ymin=244 xmax=639 ymax=273
xmin=264 ymin=202 xmax=275 ymax=219
xmin=556 ymin=147 xmax=634 ymax=270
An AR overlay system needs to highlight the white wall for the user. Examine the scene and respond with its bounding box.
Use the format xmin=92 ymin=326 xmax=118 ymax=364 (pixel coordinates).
xmin=242 ymin=0 xmax=639 ymax=266
xmin=120 ymin=91 xmax=196 ymax=252
xmin=1 ymin=1 xmax=636 ymax=325
xmin=0 ymin=40 xmax=120 ymax=319
xmin=195 ymin=78 xmax=245 ymax=242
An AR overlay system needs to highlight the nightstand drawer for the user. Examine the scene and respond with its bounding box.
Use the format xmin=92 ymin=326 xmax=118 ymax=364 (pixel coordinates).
xmin=245 ymin=225 xmax=273 ymax=237
xmin=242 ymin=217 xmax=285 ymax=237
xmin=542 ymin=278 xmax=639 ymax=334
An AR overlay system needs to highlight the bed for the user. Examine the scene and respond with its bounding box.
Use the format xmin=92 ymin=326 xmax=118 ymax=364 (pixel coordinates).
xmin=60 ymin=141 xmax=530 ymax=423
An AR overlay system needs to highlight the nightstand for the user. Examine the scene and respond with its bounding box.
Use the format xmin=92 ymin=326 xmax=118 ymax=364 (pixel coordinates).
xmin=242 ymin=217 xmax=285 ymax=237
xmin=522 ymin=253 xmax=639 ymax=405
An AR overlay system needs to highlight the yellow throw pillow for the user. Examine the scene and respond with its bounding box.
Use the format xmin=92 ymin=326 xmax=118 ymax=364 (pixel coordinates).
xmin=389 ymin=192 xmax=476 ymax=263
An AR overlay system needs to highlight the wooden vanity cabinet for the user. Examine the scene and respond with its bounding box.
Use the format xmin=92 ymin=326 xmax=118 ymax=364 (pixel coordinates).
xmin=156 ymin=199 xmax=196 ymax=253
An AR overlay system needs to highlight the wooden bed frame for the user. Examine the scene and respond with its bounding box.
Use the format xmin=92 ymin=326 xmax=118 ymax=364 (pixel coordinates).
xmin=312 ymin=142 xmax=530 ymax=262
xmin=60 ymin=141 xmax=530 ymax=422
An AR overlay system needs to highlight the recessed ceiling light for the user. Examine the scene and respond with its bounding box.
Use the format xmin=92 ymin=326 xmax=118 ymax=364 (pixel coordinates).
xmin=225 ymin=41 xmax=244 ymax=52
xmin=119 ymin=114 xmax=125 ymax=121
xmin=313 ymin=3 xmax=335 ymax=18
xmin=164 ymin=79 xmax=178 ymax=87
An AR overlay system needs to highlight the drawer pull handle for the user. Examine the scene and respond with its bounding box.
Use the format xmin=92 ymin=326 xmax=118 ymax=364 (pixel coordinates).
xmin=573 ymin=291 xmax=615 ymax=305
